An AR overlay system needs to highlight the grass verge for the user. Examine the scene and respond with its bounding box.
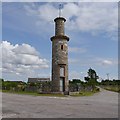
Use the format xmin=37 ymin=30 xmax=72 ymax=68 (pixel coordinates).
xmin=2 ymin=90 xmax=65 ymax=97
xmin=103 ymin=86 xmax=120 ymax=92
xmin=70 ymin=90 xmax=99 ymax=97
xmin=2 ymin=88 xmax=100 ymax=97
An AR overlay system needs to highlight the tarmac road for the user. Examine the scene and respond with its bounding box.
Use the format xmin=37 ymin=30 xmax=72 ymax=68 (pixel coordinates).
xmin=1 ymin=88 xmax=118 ymax=118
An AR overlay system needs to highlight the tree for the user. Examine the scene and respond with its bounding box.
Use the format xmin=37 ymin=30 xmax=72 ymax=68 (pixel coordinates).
xmin=69 ymin=79 xmax=85 ymax=92
xmin=0 ymin=79 xmax=4 ymax=89
xmin=84 ymin=68 xmax=99 ymax=90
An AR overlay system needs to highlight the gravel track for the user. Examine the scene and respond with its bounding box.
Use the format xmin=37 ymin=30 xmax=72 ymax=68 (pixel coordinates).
xmin=1 ymin=88 xmax=118 ymax=118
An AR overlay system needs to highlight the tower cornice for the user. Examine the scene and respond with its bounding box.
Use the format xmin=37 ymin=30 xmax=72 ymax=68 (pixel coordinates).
xmin=54 ymin=17 xmax=66 ymax=22
xmin=51 ymin=35 xmax=69 ymax=41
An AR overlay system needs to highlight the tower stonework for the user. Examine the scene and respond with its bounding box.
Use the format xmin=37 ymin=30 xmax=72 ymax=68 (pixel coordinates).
xmin=51 ymin=17 xmax=69 ymax=94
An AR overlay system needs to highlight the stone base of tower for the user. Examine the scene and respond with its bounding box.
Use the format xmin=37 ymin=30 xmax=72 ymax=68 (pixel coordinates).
xmin=51 ymin=82 xmax=69 ymax=95
xmin=64 ymin=91 xmax=69 ymax=95
xmin=39 ymin=91 xmax=69 ymax=95
xmin=50 ymin=91 xmax=69 ymax=95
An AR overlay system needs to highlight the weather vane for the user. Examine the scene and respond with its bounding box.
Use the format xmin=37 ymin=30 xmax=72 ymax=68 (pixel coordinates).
xmin=59 ymin=4 xmax=62 ymax=17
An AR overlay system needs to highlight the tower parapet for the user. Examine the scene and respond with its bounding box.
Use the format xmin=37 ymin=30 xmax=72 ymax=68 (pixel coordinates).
xmin=51 ymin=17 xmax=69 ymax=41
xmin=54 ymin=17 xmax=66 ymax=36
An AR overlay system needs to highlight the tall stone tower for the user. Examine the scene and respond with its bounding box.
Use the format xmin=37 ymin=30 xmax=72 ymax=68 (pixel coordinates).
xmin=51 ymin=14 xmax=69 ymax=94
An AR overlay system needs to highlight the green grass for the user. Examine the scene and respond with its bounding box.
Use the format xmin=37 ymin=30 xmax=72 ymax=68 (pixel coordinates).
xmin=2 ymin=89 xmax=100 ymax=97
xmin=103 ymin=86 xmax=120 ymax=92
xmin=70 ymin=90 xmax=99 ymax=97
xmin=2 ymin=90 xmax=65 ymax=97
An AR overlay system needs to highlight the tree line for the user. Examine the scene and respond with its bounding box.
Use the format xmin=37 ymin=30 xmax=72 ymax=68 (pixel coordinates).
xmin=1 ymin=68 xmax=120 ymax=92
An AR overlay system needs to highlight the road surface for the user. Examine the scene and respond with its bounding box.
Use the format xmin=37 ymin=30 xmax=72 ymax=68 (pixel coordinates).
xmin=1 ymin=88 xmax=118 ymax=118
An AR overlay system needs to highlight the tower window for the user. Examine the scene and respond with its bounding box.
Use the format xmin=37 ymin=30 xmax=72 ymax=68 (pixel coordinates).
xmin=61 ymin=45 xmax=63 ymax=50
xmin=60 ymin=67 xmax=65 ymax=77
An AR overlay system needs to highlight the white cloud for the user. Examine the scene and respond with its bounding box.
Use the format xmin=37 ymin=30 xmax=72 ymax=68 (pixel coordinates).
xmin=65 ymin=3 xmax=118 ymax=35
xmin=69 ymin=70 xmax=87 ymax=81
xmin=102 ymin=60 xmax=113 ymax=65
xmin=24 ymin=3 xmax=57 ymax=23
xmin=69 ymin=71 xmax=80 ymax=80
xmin=69 ymin=56 xmax=117 ymax=67
xmin=1 ymin=41 xmax=49 ymax=76
xmin=37 ymin=4 xmax=58 ymax=22
xmin=69 ymin=46 xmax=87 ymax=53
xmin=62 ymin=3 xmax=79 ymax=20
xmin=24 ymin=2 xmax=118 ymax=38
xmin=12 ymin=43 xmax=39 ymax=55
xmin=94 ymin=58 xmax=117 ymax=66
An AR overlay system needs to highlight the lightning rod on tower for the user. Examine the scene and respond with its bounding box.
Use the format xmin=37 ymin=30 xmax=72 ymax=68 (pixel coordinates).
xmin=59 ymin=4 xmax=62 ymax=17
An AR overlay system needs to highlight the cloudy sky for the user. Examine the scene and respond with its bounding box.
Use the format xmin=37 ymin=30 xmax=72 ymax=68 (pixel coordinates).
xmin=2 ymin=2 xmax=118 ymax=82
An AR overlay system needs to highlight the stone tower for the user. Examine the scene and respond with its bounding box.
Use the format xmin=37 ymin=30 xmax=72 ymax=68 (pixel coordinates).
xmin=51 ymin=16 xmax=69 ymax=94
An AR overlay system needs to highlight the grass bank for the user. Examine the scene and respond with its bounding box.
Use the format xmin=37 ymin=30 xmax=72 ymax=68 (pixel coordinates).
xmin=2 ymin=90 xmax=65 ymax=97
xmin=102 ymin=85 xmax=120 ymax=92
xmin=70 ymin=90 xmax=99 ymax=97
xmin=2 ymin=89 xmax=100 ymax=97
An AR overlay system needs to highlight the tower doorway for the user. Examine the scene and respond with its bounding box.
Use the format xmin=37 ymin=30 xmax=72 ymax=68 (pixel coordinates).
xmin=60 ymin=77 xmax=65 ymax=92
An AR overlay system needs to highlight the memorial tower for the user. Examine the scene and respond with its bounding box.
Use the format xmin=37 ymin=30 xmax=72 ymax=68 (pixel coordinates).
xmin=50 ymin=5 xmax=69 ymax=94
